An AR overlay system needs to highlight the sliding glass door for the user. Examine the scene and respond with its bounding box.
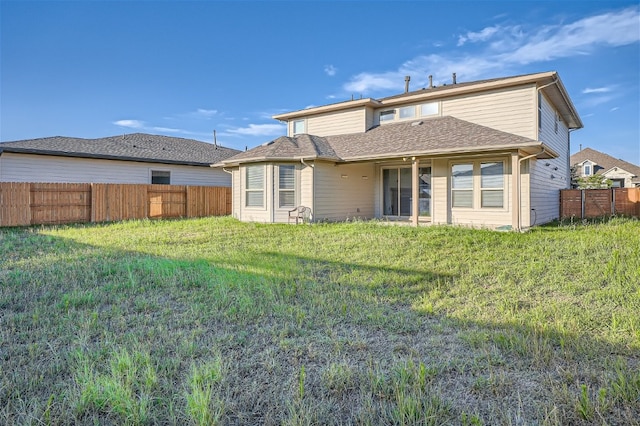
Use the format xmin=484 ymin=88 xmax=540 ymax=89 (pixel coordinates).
xmin=383 ymin=168 xmax=412 ymax=217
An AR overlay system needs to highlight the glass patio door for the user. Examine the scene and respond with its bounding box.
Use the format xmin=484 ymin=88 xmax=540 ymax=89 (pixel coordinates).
xmin=383 ymin=168 xmax=412 ymax=217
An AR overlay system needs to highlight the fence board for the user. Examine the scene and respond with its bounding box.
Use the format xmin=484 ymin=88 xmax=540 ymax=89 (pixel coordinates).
xmin=148 ymin=185 xmax=186 ymax=218
xmin=30 ymin=183 xmax=91 ymax=225
xmin=560 ymin=188 xmax=640 ymax=219
xmin=1 ymin=182 xmax=231 ymax=227
xmin=0 ymin=182 xmax=31 ymax=226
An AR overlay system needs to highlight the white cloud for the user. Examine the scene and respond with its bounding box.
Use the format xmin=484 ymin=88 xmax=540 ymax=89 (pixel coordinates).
xmin=610 ymin=107 xmax=620 ymax=112
xmin=499 ymin=7 xmax=640 ymax=64
xmin=324 ymin=65 xmax=337 ymax=76
xmin=225 ymin=123 xmax=286 ymax=137
xmin=193 ymin=108 xmax=218 ymax=118
xmin=344 ymin=6 xmax=640 ymax=94
xmin=582 ymin=87 xmax=613 ymax=94
xmin=152 ymin=126 xmax=182 ymax=133
xmin=457 ymin=26 xmax=500 ymax=46
xmin=114 ymin=119 xmax=145 ymax=129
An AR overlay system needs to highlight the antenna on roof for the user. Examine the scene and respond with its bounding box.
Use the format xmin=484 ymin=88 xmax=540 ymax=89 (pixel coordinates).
xmin=213 ymin=130 xmax=218 ymax=149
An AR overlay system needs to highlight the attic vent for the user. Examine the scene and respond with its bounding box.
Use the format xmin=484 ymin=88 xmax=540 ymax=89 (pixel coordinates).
xmin=261 ymin=140 xmax=274 ymax=147
xmin=411 ymin=121 xmax=424 ymax=126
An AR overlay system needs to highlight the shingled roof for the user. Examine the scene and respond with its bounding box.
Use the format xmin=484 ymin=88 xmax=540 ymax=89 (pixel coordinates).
xmin=217 ymin=116 xmax=554 ymax=166
xmin=0 ymin=133 xmax=240 ymax=166
xmin=571 ymin=147 xmax=640 ymax=181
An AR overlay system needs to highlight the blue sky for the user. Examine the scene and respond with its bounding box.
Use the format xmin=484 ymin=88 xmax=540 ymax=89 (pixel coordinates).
xmin=1 ymin=1 xmax=639 ymax=164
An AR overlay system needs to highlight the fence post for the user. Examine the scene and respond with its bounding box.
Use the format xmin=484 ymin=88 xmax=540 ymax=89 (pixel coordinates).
xmin=581 ymin=190 xmax=585 ymax=219
xmin=611 ymin=188 xmax=615 ymax=216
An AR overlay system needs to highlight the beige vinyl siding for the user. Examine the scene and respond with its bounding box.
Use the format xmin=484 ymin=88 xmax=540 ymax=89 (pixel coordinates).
xmin=231 ymin=168 xmax=241 ymax=219
xmin=0 ymin=153 xmax=230 ymax=186
xmin=430 ymin=159 xmax=449 ymax=225
xmin=441 ymin=85 xmax=536 ymax=139
xmin=529 ymin=93 xmax=571 ymax=225
xmin=313 ymin=162 xmax=375 ymax=221
xmin=300 ymin=162 xmax=314 ymax=212
xmin=365 ymin=106 xmax=375 ymax=131
xmin=297 ymin=107 xmax=366 ymax=137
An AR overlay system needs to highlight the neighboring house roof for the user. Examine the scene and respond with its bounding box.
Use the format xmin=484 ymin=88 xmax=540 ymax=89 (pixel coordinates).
xmin=273 ymin=71 xmax=583 ymax=130
xmin=0 ymin=133 xmax=240 ymax=167
xmin=571 ymin=147 xmax=640 ymax=182
xmin=217 ymin=116 xmax=556 ymax=166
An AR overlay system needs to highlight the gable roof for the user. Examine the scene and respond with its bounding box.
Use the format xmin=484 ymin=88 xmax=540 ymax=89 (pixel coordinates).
xmin=273 ymin=71 xmax=583 ymax=130
xmin=571 ymin=147 xmax=640 ymax=178
xmin=217 ymin=116 xmax=556 ymax=166
xmin=0 ymin=133 xmax=240 ymax=166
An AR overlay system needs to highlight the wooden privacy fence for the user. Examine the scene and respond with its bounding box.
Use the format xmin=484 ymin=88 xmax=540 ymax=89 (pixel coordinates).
xmin=560 ymin=188 xmax=640 ymax=219
xmin=0 ymin=182 xmax=231 ymax=227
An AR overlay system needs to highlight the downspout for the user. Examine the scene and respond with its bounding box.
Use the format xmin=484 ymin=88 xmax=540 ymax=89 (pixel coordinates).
xmin=517 ymin=147 xmax=546 ymax=231
xmin=222 ymin=167 xmax=232 ymax=174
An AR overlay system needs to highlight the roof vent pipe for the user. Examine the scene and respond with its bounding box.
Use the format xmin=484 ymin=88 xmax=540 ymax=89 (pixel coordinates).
xmin=452 ymin=73 xmax=457 ymax=84
xmin=404 ymin=76 xmax=410 ymax=93
xmin=428 ymin=75 xmax=433 ymax=89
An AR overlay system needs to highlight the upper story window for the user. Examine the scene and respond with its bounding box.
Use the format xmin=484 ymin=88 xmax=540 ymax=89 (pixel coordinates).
xmin=380 ymin=110 xmax=395 ymax=122
xmin=554 ymin=112 xmax=560 ymax=134
xmin=245 ymin=165 xmax=264 ymax=208
xmin=420 ymin=102 xmax=438 ymax=117
xmin=151 ymin=170 xmax=170 ymax=184
xmin=293 ymin=120 xmax=305 ymax=135
xmin=583 ymin=162 xmax=592 ymax=176
xmin=399 ymin=106 xmax=416 ymax=119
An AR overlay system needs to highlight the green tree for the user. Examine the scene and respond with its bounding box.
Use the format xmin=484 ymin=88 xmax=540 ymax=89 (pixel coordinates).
xmin=576 ymin=174 xmax=613 ymax=189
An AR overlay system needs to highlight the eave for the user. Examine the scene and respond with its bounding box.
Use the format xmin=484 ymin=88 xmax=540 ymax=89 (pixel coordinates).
xmin=272 ymin=98 xmax=381 ymax=121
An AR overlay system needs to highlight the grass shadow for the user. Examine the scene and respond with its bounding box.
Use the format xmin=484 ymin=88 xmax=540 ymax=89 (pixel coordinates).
xmin=1 ymin=218 xmax=638 ymax=425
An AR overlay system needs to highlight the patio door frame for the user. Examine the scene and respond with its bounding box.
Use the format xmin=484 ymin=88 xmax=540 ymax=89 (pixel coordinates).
xmin=381 ymin=162 xmax=432 ymax=221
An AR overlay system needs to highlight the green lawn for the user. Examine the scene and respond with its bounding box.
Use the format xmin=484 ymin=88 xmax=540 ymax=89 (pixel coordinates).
xmin=1 ymin=216 xmax=639 ymax=425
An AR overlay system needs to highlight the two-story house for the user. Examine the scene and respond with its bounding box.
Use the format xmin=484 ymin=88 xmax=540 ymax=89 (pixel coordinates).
xmin=215 ymin=71 xmax=582 ymax=230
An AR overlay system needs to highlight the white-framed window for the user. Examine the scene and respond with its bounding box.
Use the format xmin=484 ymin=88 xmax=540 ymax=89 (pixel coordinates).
xmin=151 ymin=170 xmax=170 ymax=184
xmin=245 ymin=165 xmax=264 ymax=208
xmin=583 ymin=162 xmax=592 ymax=176
xmin=420 ymin=102 xmax=438 ymax=117
xmin=480 ymin=162 xmax=504 ymax=208
xmin=380 ymin=110 xmax=395 ymax=122
xmin=451 ymin=163 xmax=474 ymax=208
xmin=293 ymin=120 xmax=305 ymax=135
xmin=278 ymin=165 xmax=295 ymax=208
xmin=451 ymin=160 xmax=506 ymax=209
xmin=399 ymin=106 xmax=415 ymax=119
